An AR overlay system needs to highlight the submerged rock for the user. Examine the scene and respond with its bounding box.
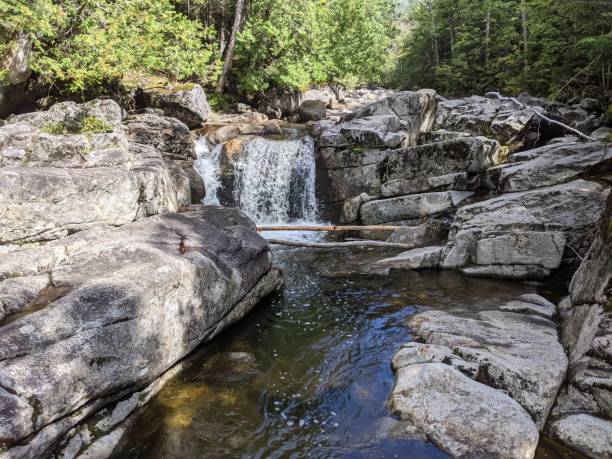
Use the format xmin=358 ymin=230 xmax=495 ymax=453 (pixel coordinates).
xmin=0 ymin=208 xmax=282 ymax=458
xmin=389 ymin=363 xmax=539 ymax=458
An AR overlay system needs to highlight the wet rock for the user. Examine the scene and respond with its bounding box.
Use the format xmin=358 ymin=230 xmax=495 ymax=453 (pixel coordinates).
xmin=591 ymin=126 xmax=611 ymax=141
xmin=499 ymin=298 xmax=556 ymax=320
xmin=298 ymin=100 xmax=327 ymax=122
xmin=550 ymin=414 xmax=612 ymax=458
xmin=496 ymin=141 xmax=611 ymax=192
xmin=385 ymin=220 xmax=447 ymax=247
xmin=140 ymin=84 xmax=211 ymax=128
xmin=0 ymin=208 xmax=282 ymax=457
xmin=360 ymin=191 xmax=474 ymax=225
xmin=202 ymin=112 xmax=282 ymax=145
xmin=408 ymin=302 xmax=568 ymax=428
xmin=441 ymin=180 xmax=610 ymax=276
xmin=8 ymin=99 xmax=122 ymax=132
xmin=374 ymin=246 xmax=443 ymax=271
xmin=389 ymin=363 xmax=539 ymax=458
xmin=381 ymin=172 xmax=471 ymax=198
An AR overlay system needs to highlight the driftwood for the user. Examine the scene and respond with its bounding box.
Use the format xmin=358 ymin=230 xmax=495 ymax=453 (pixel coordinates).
xmin=265 ymin=239 xmax=414 ymax=249
xmin=490 ymin=92 xmax=597 ymax=142
xmin=257 ymin=225 xmax=400 ymax=232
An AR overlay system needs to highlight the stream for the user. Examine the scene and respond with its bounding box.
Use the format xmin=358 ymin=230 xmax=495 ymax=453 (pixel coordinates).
xmin=114 ymin=132 xmax=576 ymax=458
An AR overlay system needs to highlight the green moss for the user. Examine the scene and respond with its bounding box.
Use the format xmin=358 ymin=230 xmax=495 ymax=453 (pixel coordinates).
xmin=42 ymin=117 xmax=113 ymax=135
xmin=41 ymin=122 xmax=69 ymax=134
xmin=80 ymin=116 xmax=113 ymax=134
xmin=351 ymin=147 xmax=367 ymax=154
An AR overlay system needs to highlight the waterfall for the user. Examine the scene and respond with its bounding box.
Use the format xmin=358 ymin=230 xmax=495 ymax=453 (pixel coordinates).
xmin=194 ymin=134 xmax=319 ymax=225
xmin=233 ymin=136 xmax=318 ymax=224
xmin=194 ymin=138 xmax=223 ymax=206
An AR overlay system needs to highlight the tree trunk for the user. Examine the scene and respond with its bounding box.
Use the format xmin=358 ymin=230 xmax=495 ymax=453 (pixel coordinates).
xmin=521 ymin=0 xmax=529 ymax=73
xmin=484 ymin=7 xmax=491 ymax=67
xmin=216 ymin=0 xmax=245 ymax=94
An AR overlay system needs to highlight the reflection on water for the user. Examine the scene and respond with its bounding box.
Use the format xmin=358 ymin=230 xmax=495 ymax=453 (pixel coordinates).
xmin=114 ymin=248 xmax=569 ymax=459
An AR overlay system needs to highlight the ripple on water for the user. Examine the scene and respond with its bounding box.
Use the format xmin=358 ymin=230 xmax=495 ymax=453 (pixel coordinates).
xmin=112 ymin=248 xmax=569 ymax=459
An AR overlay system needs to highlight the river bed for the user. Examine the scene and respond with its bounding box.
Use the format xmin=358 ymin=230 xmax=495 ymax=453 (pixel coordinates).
xmin=113 ymin=246 xmax=575 ymax=459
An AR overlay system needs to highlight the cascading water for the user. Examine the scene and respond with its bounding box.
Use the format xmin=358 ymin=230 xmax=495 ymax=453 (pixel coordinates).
xmin=194 ymin=138 xmax=223 ymax=206
xmin=194 ymin=133 xmax=319 ymax=225
xmin=232 ymin=136 xmax=318 ymax=224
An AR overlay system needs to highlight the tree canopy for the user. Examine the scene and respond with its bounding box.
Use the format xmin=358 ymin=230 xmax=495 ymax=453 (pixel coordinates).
xmin=0 ymin=0 xmax=610 ymax=100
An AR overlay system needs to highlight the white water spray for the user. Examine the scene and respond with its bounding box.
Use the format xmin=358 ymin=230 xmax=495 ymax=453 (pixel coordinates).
xmin=194 ymin=138 xmax=223 ymax=206
xmin=232 ymin=136 xmax=318 ymax=224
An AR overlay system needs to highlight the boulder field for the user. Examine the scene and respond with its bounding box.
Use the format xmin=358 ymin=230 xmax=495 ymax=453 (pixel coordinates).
xmin=0 ymin=87 xmax=282 ymax=458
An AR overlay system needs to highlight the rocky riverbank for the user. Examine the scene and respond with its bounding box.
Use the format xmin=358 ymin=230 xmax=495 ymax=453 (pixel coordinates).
xmin=0 ymin=86 xmax=283 ymax=458
xmin=0 ymin=82 xmax=610 ymax=458
xmin=306 ymin=89 xmax=611 ymax=457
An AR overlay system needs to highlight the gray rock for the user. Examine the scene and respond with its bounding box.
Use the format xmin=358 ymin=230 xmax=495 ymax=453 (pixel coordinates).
xmin=360 ymin=191 xmax=474 ymax=225
xmin=381 ymin=172 xmax=470 ymax=197
xmin=259 ymin=88 xmax=301 ymax=118
xmin=316 ymin=136 xmax=495 ymax=206
xmin=392 ymin=343 xmax=479 ymax=377
xmin=550 ymin=414 xmax=612 ymax=458
xmin=343 ymin=90 xmax=437 ymax=144
xmin=0 ymin=123 xmax=131 ymax=169
xmin=497 ymin=141 xmax=612 ymax=192
xmin=591 ymin=126 xmax=611 ymax=141
xmin=436 ymin=96 xmax=534 ymax=151
xmin=374 ymin=246 xmax=442 ymax=271
xmin=0 ymin=208 xmax=282 ymax=457
xmin=499 ymin=297 xmax=556 ymax=320
xmin=409 ymin=305 xmax=568 ymax=427
xmin=386 ymin=220 xmax=447 ymax=247
xmin=0 ymin=32 xmax=31 ymax=86
xmin=389 ymin=363 xmax=539 ymax=458
xmin=319 ymin=115 xmax=405 ymax=149
xmin=123 ymin=113 xmax=203 ymax=206
xmin=0 ymin=141 xmax=179 ymax=243
xmin=298 ymin=100 xmax=327 ymax=122
xmin=8 ymin=99 xmax=122 ymax=132
xmin=140 ymin=84 xmax=211 ymax=128
xmin=580 ymin=98 xmax=601 ymax=112
xmin=441 ymin=180 xmax=610 ymax=276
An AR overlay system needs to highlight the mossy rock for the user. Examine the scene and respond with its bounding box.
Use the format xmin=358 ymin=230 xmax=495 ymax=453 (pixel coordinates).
xmin=41 ymin=116 xmax=113 ymax=135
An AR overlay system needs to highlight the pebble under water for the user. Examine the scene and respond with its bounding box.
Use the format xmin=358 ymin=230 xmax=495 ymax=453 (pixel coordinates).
xmin=114 ymin=247 xmax=578 ymax=459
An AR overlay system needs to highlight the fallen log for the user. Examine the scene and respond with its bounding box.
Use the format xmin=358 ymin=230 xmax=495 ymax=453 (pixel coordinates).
xmin=265 ymin=238 xmax=414 ymax=249
xmin=257 ymin=225 xmax=401 ymax=232
xmin=490 ymin=92 xmax=597 ymax=142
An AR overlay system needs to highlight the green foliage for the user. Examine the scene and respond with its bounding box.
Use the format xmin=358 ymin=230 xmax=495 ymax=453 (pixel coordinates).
xmin=207 ymin=93 xmax=236 ymax=112
xmin=1 ymin=0 xmax=219 ymax=94
xmin=395 ymin=0 xmax=612 ymax=98
xmin=234 ymin=0 xmax=397 ymax=93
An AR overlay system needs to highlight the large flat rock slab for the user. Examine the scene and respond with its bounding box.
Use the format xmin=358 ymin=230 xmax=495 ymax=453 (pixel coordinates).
xmin=0 ymin=208 xmax=281 ymax=457
xmin=497 ymin=141 xmax=611 ymax=192
xmin=390 ymin=363 xmax=539 ymax=458
xmin=407 ymin=297 xmax=568 ymax=428
xmin=360 ymin=191 xmax=474 ymax=225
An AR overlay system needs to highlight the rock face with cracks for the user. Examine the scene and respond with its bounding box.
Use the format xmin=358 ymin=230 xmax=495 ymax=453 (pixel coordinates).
xmin=0 ymin=208 xmax=282 ymax=458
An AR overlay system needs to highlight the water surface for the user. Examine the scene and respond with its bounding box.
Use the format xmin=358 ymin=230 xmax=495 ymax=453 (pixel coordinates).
xmin=115 ymin=247 xmax=575 ymax=458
